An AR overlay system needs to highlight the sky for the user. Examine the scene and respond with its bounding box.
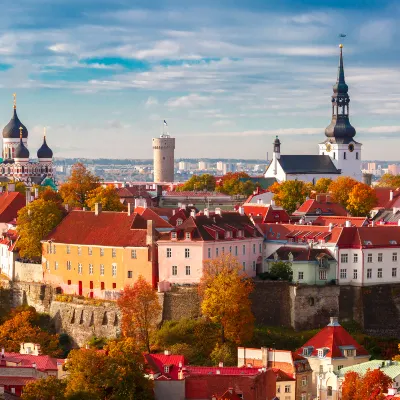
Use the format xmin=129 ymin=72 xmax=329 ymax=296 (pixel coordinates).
xmin=0 ymin=0 xmax=400 ymax=160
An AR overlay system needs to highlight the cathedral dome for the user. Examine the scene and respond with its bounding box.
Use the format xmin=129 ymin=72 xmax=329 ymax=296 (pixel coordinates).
xmin=14 ymin=136 xmax=30 ymax=159
xmin=3 ymin=108 xmax=28 ymax=139
xmin=37 ymin=135 xmax=53 ymax=159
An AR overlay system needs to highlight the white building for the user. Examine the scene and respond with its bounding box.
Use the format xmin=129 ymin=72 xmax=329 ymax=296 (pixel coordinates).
xmin=153 ymin=126 xmax=175 ymax=183
xmin=216 ymin=161 xmax=224 ymax=171
xmin=265 ymin=44 xmax=362 ymax=183
xmin=222 ymin=162 xmax=236 ymax=175
xmin=178 ymin=161 xmax=189 ymax=171
xmin=198 ymin=161 xmax=209 ymax=170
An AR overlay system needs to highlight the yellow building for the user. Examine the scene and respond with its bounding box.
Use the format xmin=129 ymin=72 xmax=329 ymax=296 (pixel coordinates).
xmin=42 ymin=204 xmax=158 ymax=299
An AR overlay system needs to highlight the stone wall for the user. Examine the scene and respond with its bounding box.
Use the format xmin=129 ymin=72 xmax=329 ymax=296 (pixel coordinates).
xmin=162 ymin=287 xmax=200 ymax=321
xmin=14 ymin=261 xmax=43 ymax=283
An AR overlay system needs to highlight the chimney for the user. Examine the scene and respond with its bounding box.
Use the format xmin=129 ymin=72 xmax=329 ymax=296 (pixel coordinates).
xmin=261 ymin=347 xmax=268 ymax=367
xmin=216 ymin=370 xmax=221 ymax=375
xmin=371 ymin=220 xmax=375 ymax=227
xmin=95 ymin=203 xmax=102 ymax=216
xmin=270 ymin=199 xmax=275 ymax=207
xmin=257 ymin=198 xmax=263 ymax=204
xmin=146 ymin=219 xmax=154 ymax=246
xmin=345 ymin=220 xmax=351 ymax=228
xmin=172 ymin=209 xmax=176 ymax=216
xmin=127 ymin=202 xmax=133 ymax=216
xmin=219 ymin=361 xmax=223 ymax=368
xmin=390 ymin=190 xmax=394 ymax=201
xmin=34 ymin=187 xmax=39 ymax=199
xmin=238 ymin=206 xmax=244 ymax=216
xmin=25 ymin=187 xmax=31 ymax=206
xmin=32 ymin=362 xmax=36 ymax=369
xmin=204 ymin=208 xmax=210 ymax=217
xmin=164 ymin=349 xmax=170 ymax=356
xmin=326 ymin=194 xmax=332 ymax=203
xmin=215 ymin=208 xmax=221 ymax=215
xmin=7 ymin=183 xmax=15 ymax=192
xmin=316 ymin=195 xmax=321 ymax=202
xmin=328 ymin=223 xmax=333 ymax=232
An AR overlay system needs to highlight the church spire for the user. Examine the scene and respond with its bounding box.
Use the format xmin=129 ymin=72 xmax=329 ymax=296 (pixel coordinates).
xmin=324 ymin=44 xmax=356 ymax=144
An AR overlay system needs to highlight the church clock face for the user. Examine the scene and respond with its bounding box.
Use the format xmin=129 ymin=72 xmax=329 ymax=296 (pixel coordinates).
xmin=325 ymin=143 xmax=331 ymax=152
xmin=348 ymin=143 xmax=354 ymax=152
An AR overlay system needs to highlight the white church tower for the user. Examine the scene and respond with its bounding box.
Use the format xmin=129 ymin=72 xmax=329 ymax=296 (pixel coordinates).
xmin=318 ymin=44 xmax=362 ymax=181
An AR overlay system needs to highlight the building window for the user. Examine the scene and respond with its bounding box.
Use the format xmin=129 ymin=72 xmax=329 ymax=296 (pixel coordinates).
xmin=378 ymin=253 xmax=383 ymax=262
xmin=185 ymin=266 xmax=190 ymax=275
xmin=172 ymin=265 xmax=177 ymax=275
xmin=112 ymin=283 xmax=116 ymax=289
xmin=242 ymin=245 xmax=246 ymax=255
xmin=319 ymin=270 xmax=327 ymax=280
xmin=298 ymin=271 xmax=304 ymax=280
xmin=166 ymin=248 xmax=171 ymax=258
xmin=185 ymin=248 xmax=190 ymax=258
xmin=302 ymin=377 xmax=307 ymax=386
xmin=54 ymin=261 xmax=58 ymax=270
xmin=229 ymin=246 xmax=232 ymax=254
xmin=337 ymin=365 xmax=343 ymax=371
xmin=253 ymin=244 xmax=256 ymax=254
xmin=253 ymin=261 xmax=256 ymax=271
xmin=367 ymin=268 xmax=372 ymax=279
xmin=393 ymin=268 xmax=397 ymax=278
xmin=242 ymin=262 xmax=246 ymax=271
xmin=78 ymin=263 xmax=82 ymax=274
xmin=185 ymin=232 xmax=191 ymax=240
xmin=344 ymin=152 xmax=346 ymax=160
xmin=393 ymin=253 xmax=398 ymax=262
xmin=171 ymin=232 xmax=177 ymax=239
xmin=112 ymin=248 xmax=116 ymax=258
xmin=132 ymin=249 xmax=137 ymax=259
xmin=340 ymin=269 xmax=347 ymax=279
xmin=319 ymin=365 xmax=323 ymax=374
xmin=353 ymin=254 xmax=358 ymax=263
xmin=235 ymin=246 xmax=238 ymax=256
xmin=346 ymin=349 xmax=354 ymax=357
xmin=100 ymin=264 xmax=105 ymax=276
xmin=222 ymin=247 xmax=225 ymax=254
xmin=216 ymin=248 xmax=219 ymax=257
xmin=100 ymin=248 xmax=104 ymax=257
xmin=284 ymin=385 xmax=291 ymax=393
xmin=333 ymin=152 xmax=336 ymax=159
xmin=164 ymin=366 xmax=170 ymax=373
xmin=53 ymin=245 xmax=56 ymax=254
xmin=176 ymin=219 xmax=183 ymax=226
xmin=66 ymin=245 xmax=70 ymax=254
xmin=341 ymin=254 xmax=348 ymax=263
xmin=88 ymin=247 xmax=92 ymax=255
xmin=68 ymin=280 xmax=71 ymax=285
xmin=353 ymin=269 xmax=358 ymax=279
xmin=208 ymin=248 xmax=211 ymax=258
xmin=66 ymin=261 xmax=71 ymax=271
xmin=127 ymin=271 xmax=133 ymax=278
xmin=89 ymin=264 xmax=93 ymax=275
xmin=356 ymin=152 xmax=359 ymax=160
xmin=327 ymin=386 xmax=333 ymax=396
xmin=318 ymin=349 xmax=324 ymax=358
xmin=77 ymin=246 xmax=81 ymax=256
xmin=112 ymin=264 xmax=117 ymax=277
xmin=259 ymin=243 xmax=262 ymax=253
xmin=367 ymin=254 xmax=372 ymax=263
xmin=377 ymin=268 xmax=382 ymax=278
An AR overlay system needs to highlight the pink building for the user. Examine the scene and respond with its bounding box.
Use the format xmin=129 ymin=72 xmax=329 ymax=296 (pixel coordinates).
xmin=388 ymin=164 xmax=400 ymax=176
xmin=157 ymin=209 xmax=264 ymax=284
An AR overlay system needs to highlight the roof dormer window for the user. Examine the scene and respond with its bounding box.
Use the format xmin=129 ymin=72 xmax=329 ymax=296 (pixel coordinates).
xmin=225 ymin=231 xmax=232 ymax=239
xmin=176 ymin=218 xmax=183 ymax=226
xmin=171 ymin=232 xmax=177 ymax=239
xmin=185 ymin=232 xmax=191 ymax=240
xmin=215 ymin=232 xmax=219 ymax=240
xmin=302 ymin=347 xmax=311 ymax=356
xmin=164 ymin=365 xmax=170 ymax=373
xmin=318 ymin=349 xmax=324 ymax=358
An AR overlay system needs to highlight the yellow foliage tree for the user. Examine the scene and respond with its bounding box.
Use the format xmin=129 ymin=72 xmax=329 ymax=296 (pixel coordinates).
xmin=313 ymin=178 xmax=333 ymax=195
xmin=347 ymin=183 xmax=378 ymax=217
xmin=86 ymin=185 xmax=125 ymax=212
xmin=199 ymin=254 xmax=255 ymax=344
xmin=22 ymin=376 xmax=67 ymax=400
xmin=328 ymin=176 xmax=358 ymax=208
xmin=270 ymin=180 xmax=312 ymax=214
xmin=377 ymin=173 xmax=400 ymax=188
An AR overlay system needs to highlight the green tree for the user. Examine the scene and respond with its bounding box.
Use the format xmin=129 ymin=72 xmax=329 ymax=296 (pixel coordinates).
xmin=22 ymin=376 xmax=67 ymax=400
xmin=271 ymin=180 xmax=312 ymax=214
xmin=175 ymin=174 xmax=216 ymax=192
xmin=269 ymin=261 xmax=293 ymax=281
xmin=86 ymin=185 xmax=125 ymax=212
xmin=210 ymin=342 xmax=237 ymax=366
xmin=59 ymin=162 xmax=101 ymax=208
xmin=17 ymin=198 xmax=65 ymax=259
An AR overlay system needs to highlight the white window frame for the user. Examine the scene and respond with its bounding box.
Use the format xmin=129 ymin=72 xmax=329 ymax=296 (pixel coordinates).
xmin=112 ymin=264 xmax=117 ymax=277
xmin=378 ymin=253 xmax=383 ymax=262
xmin=78 ymin=263 xmax=82 ymax=275
xmin=367 ymin=268 xmax=372 ymax=279
xmin=89 ymin=264 xmax=93 ymax=275
xmin=341 ymin=254 xmax=348 ymax=263
xmin=353 ymin=269 xmax=358 ymax=279
xmin=100 ymin=264 xmax=105 ymax=276
xmin=132 ymin=249 xmax=137 ymax=259
xmin=166 ymin=248 xmax=171 ymax=258
xmin=393 ymin=252 xmax=398 ymax=262
xmin=393 ymin=267 xmax=397 ymax=278
xmin=185 ymin=265 xmax=190 ymax=275
xmin=185 ymin=248 xmax=190 ymax=258
xmin=377 ymin=268 xmax=382 ymax=278
xmin=172 ymin=265 xmax=177 ymax=276
xmin=298 ymin=271 xmax=304 ymax=280
xmin=353 ymin=253 xmax=358 ymax=263
xmin=367 ymin=253 xmax=372 ymax=263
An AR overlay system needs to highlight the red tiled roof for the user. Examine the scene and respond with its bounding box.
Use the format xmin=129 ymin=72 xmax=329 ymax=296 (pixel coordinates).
xmin=45 ymin=211 xmax=147 ymax=247
xmin=144 ymin=353 xmax=185 ymax=380
xmin=271 ymin=368 xmax=295 ymax=381
xmin=374 ymin=188 xmax=400 ymax=209
xmin=0 ymin=376 xmax=35 ymax=386
xmin=297 ymin=320 xmax=369 ymax=359
xmin=185 ymin=366 xmax=263 ymax=376
xmin=134 ymin=207 xmax=173 ymax=229
xmin=313 ymin=216 xmax=367 ymax=227
xmin=0 ymin=192 xmax=26 ymax=223
xmin=294 ymin=196 xmax=347 ymax=217
xmin=243 ymin=205 xmax=290 ymax=224
xmin=2 ymin=352 xmax=59 ymax=371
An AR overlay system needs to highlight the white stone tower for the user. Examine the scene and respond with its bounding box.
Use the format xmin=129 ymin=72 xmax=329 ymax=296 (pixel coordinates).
xmin=152 ymin=122 xmax=175 ymax=183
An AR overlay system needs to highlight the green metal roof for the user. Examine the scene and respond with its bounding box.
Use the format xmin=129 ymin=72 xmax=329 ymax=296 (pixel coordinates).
xmin=338 ymin=360 xmax=400 ymax=379
xmin=41 ymin=177 xmax=57 ymax=190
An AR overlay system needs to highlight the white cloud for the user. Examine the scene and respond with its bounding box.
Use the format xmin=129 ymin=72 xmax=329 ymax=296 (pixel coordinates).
xmin=165 ymin=93 xmax=212 ymax=108
xmin=134 ymin=40 xmax=180 ymax=59
xmin=145 ymin=96 xmax=158 ymax=107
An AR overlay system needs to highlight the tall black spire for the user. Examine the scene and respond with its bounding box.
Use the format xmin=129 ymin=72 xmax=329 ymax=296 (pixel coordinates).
xmin=324 ymin=44 xmax=356 ymax=144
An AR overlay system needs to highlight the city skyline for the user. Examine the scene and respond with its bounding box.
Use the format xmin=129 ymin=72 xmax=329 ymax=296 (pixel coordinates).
xmin=0 ymin=0 xmax=400 ymax=159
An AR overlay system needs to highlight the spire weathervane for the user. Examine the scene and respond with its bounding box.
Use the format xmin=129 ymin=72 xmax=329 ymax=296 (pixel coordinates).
xmin=13 ymin=93 xmax=16 ymax=109
xmin=19 ymin=126 xmax=23 ymax=139
xmin=44 ymin=127 xmax=46 ymax=138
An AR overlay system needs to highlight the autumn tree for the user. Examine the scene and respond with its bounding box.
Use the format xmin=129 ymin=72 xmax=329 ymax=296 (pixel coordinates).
xmin=65 ymin=338 xmax=153 ymax=400
xmin=199 ymin=253 xmax=255 ymax=344
xmin=216 ymin=172 xmax=255 ymax=196
xmin=377 ymin=173 xmax=400 ymax=188
xmin=347 ymin=183 xmax=378 ymax=217
xmin=0 ymin=310 xmax=61 ymax=356
xmin=342 ymin=369 xmax=392 ymax=400
xmin=22 ymin=376 xmax=67 ymax=400
xmin=86 ymin=185 xmax=125 ymax=212
xmin=59 ymin=162 xmax=101 ymax=208
xmin=117 ymin=276 xmax=162 ymax=353
xmin=175 ymin=174 xmax=216 ymax=192
xmin=313 ymin=177 xmax=333 ymax=195
xmin=270 ymin=180 xmax=312 ymax=214
xmin=39 ymin=187 xmax=63 ymax=204
xmin=328 ymin=176 xmax=358 ymax=208
xmin=17 ymin=198 xmax=65 ymax=259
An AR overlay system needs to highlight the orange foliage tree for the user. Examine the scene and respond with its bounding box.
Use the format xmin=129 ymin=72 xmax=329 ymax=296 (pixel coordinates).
xmin=376 ymin=173 xmax=400 ymax=188
xmin=86 ymin=185 xmax=125 ymax=212
xmin=342 ymin=369 xmax=392 ymax=400
xmin=22 ymin=376 xmax=67 ymax=400
xmin=313 ymin=177 xmax=333 ymax=195
xmin=0 ymin=310 xmax=61 ymax=356
xmin=117 ymin=276 xmax=162 ymax=352
xmin=328 ymin=176 xmax=358 ymax=208
xmin=199 ymin=253 xmax=255 ymax=344
xmin=59 ymin=162 xmax=101 ymax=208
xmin=270 ymin=180 xmax=312 ymax=214
xmin=347 ymin=183 xmax=378 ymax=217
xmin=216 ymin=172 xmax=255 ymax=196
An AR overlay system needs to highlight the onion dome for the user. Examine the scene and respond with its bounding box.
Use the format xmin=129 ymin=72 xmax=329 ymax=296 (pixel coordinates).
xmin=14 ymin=127 xmax=29 ymax=159
xmin=37 ymin=129 xmax=53 ymax=159
xmin=2 ymin=94 xmax=28 ymax=139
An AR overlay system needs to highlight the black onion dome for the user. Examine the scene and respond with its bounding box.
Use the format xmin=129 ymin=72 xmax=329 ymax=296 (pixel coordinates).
xmin=37 ymin=136 xmax=53 ymax=159
xmin=14 ymin=137 xmax=29 ymax=159
xmin=3 ymin=109 xmax=28 ymax=139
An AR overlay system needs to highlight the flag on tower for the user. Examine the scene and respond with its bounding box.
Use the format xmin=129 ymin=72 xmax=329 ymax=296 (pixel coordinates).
xmin=164 ymin=120 xmax=168 ymax=126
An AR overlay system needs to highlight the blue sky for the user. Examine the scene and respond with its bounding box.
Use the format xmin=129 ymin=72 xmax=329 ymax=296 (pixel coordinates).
xmin=0 ymin=0 xmax=399 ymax=159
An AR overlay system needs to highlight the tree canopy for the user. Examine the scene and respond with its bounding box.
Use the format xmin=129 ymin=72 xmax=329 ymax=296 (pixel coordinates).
xmin=22 ymin=376 xmax=67 ymax=400
xmin=270 ymin=180 xmax=312 ymax=214
xmin=269 ymin=261 xmax=293 ymax=281
xmin=376 ymin=173 xmax=400 ymax=188
xmin=117 ymin=276 xmax=162 ymax=353
xmin=328 ymin=176 xmax=358 ymax=208
xmin=17 ymin=198 xmax=65 ymax=259
xmin=216 ymin=172 xmax=256 ymax=196
xmin=199 ymin=254 xmax=255 ymax=344
xmin=59 ymin=162 xmax=101 ymax=208
xmin=86 ymin=185 xmax=125 ymax=212
xmin=313 ymin=178 xmax=333 ymax=195
xmin=347 ymin=183 xmax=378 ymax=217
xmin=175 ymin=174 xmax=216 ymax=192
